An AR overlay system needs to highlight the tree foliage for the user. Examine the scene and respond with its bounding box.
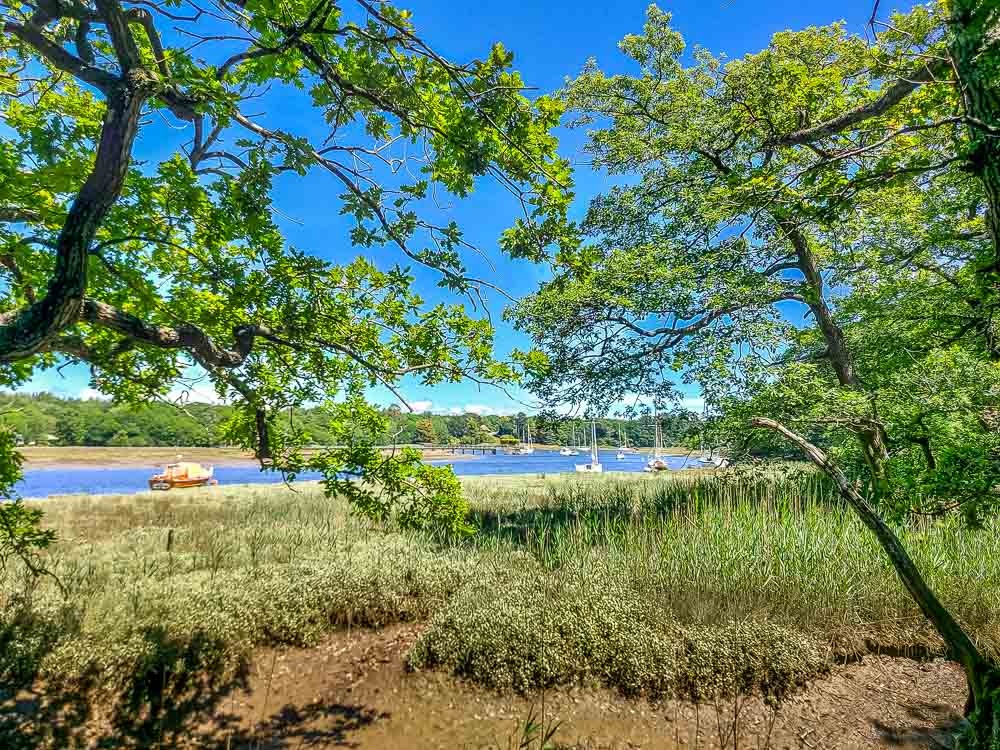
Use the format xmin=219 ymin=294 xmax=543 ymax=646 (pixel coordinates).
xmin=0 ymin=423 xmax=56 ymax=584
xmin=511 ymin=2 xmax=1000 ymax=740
xmin=0 ymin=0 xmax=578 ymax=532
xmin=512 ymin=2 xmax=999 ymax=523
xmin=0 ymin=392 xmax=701 ymax=447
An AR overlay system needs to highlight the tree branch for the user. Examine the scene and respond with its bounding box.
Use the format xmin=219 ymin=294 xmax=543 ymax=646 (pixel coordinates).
xmin=125 ymin=7 xmax=170 ymax=77
xmin=0 ymin=207 xmax=42 ymax=224
xmin=3 ymin=20 xmax=117 ymax=94
xmin=81 ymin=298 xmax=261 ymax=368
xmin=603 ymin=292 xmax=804 ymax=346
xmin=772 ymin=58 xmax=950 ymax=147
xmin=0 ymin=77 xmax=147 ymax=360
xmin=95 ymin=0 xmax=143 ymax=72
xmin=750 ymin=416 xmax=986 ymax=685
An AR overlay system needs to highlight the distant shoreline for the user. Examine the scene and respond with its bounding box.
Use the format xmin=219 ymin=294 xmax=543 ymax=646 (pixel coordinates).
xmin=20 ymin=446 xmax=479 ymax=470
xmin=19 ymin=445 xmax=702 ymax=471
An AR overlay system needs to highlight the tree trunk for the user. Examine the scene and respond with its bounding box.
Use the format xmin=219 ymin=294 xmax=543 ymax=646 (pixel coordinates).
xmin=949 ymin=0 xmax=1000 ymax=360
xmin=0 ymin=78 xmax=146 ymax=360
xmin=752 ymin=416 xmax=998 ymax=746
xmin=780 ymin=221 xmax=893 ymax=495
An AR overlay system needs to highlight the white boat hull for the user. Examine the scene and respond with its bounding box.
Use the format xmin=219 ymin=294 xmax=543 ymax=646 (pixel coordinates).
xmin=575 ymin=463 xmax=603 ymax=473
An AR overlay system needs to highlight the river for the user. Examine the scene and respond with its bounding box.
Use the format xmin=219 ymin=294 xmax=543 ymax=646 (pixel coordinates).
xmin=18 ymin=450 xmax=699 ymax=499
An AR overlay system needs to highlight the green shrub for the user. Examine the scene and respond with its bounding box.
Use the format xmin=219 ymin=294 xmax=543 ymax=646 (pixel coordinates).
xmin=407 ymin=568 xmax=829 ymax=698
xmin=1 ymin=473 xmax=997 ymax=710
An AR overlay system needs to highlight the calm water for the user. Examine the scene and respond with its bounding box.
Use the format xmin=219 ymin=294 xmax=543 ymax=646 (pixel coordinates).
xmin=18 ymin=450 xmax=698 ymax=499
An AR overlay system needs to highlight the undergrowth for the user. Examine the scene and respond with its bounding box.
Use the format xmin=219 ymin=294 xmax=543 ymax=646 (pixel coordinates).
xmin=1 ymin=472 xmax=997 ymax=716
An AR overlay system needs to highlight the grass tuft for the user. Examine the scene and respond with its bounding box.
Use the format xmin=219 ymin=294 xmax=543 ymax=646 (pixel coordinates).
xmin=1 ymin=472 xmax=997 ymax=713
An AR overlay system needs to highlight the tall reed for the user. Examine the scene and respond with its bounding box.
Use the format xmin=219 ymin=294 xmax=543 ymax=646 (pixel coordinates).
xmin=1 ymin=472 xmax=996 ymax=704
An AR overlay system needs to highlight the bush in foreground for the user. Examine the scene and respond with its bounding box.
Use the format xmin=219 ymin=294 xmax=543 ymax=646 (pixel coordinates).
xmin=0 ymin=474 xmax=997 ymax=712
xmin=407 ymin=570 xmax=829 ymax=699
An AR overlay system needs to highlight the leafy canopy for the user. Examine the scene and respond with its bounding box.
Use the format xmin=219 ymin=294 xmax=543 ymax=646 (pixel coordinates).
xmin=511 ymin=3 xmax=1000 ymax=522
xmin=0 ymin=0 xmax=579 ymax=531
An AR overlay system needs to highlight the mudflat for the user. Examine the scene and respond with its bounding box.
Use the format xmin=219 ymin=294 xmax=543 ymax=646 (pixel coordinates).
xmin=21 ymin=446 xmax=476 ymax=469
xmin=5 ymin=624 xmax=966 ymax=749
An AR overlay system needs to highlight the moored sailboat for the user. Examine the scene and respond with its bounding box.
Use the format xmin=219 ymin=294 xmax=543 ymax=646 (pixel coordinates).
xmin=149 ymin=457 xmax=217 ymax=490
xmin=575 ymin=420 xmax=603 ymax=473
xmin=559 ymin=424 xmax=579 ymax=455
xmin=514 ymin=420 xmax=535 ymax=455
xmin=645 ymin=413 xmax=669 ymax=472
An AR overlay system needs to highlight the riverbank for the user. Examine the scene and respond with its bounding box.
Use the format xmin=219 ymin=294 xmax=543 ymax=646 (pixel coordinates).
xmin=16 ymin=452 xmax=698 ymax=499
xmin=2 ymin=474 xmax=989 ymax=748
xmin=19 ymin=445 xmax=478 ymax=469
xmin=531 ymin=443 xmax=695 ymax=455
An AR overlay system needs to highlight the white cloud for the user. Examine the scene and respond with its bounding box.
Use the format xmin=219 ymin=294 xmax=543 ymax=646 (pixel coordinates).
xmin=613 ymin=391 xmax=708 ymax=414
xmin=681 ymin=397 xmax=706 ymax=412
xmin=78 ymin=387 xmax=109 ymax=401
xmin=167 ymin=383 xmax=225 ymax=405
xmin=429 ymin=403 xmax=522 ymax=417
xmin=409 ymin=400 xmax=434 ymax=412
xmin=461 ymin=403 xmax=492 ymax=416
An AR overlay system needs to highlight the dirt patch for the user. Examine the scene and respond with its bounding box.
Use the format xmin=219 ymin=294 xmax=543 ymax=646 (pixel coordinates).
xmin=21 ymin=446 xmax=261 ymax=468
xmin=3 ymin=626 xmax=966 ymax=749
xmin=21 ymin=446 xmax=475 ymax=469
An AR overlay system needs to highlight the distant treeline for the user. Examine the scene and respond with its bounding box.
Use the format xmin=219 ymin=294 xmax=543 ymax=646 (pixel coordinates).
xmin=1 ymin=393 xmax=701 ymax=448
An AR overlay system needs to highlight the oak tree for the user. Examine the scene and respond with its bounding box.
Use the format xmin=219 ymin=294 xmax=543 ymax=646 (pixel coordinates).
xmin=511 ymin=3 xmax=1000 ymax=742
xmin=0 ymin=0 xmax=576 ymax=531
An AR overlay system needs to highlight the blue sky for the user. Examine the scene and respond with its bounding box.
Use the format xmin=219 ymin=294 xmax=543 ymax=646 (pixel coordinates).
xmin=20 ymin=0 xmax=912 ymax=415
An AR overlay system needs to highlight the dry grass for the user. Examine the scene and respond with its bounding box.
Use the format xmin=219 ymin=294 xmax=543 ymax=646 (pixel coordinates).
xmin=20 ymin=446 xmax=260 ymax=468
xmin=1 ymin=472 xmax=997 ymax=713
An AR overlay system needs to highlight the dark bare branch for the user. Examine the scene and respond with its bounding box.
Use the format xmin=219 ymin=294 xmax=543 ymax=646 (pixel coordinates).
xmin=3 ymin=21 xmax=117 ymax=94
xmin=94 ymin=0 xmax=143 ymax=72
xmin=751 ymin=416 xmax=986 ymax=686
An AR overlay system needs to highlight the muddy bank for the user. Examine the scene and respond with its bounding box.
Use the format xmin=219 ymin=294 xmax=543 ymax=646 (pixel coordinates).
xmin=20 ymin=446 xmax=478 ymax=469
xmin=3 ymin=624 xmax=966 ymax=749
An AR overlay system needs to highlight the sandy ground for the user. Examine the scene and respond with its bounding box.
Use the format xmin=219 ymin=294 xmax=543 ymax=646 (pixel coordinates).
xmin=187 ymin=628 xmax=967 ymax=749
xmin=4 ymin=625 xmax=967 ymax=749
xmin=20 ymin=446 xmax=478 ymax=469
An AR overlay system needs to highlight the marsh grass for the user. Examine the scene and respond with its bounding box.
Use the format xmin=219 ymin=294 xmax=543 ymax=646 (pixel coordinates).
xmin=1 ymin=473 xmax=998 ymax=726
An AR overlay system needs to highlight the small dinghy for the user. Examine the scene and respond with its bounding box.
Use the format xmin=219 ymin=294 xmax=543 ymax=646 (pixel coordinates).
xmin=644 ymin=458 xmax=669 ymax=472
xmin=149 ymin=458 xmax=217 ymax=490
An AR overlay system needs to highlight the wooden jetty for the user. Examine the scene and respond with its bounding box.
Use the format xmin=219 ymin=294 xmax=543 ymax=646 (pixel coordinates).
xmin=436 ymin=444 xmax=499 ymax=455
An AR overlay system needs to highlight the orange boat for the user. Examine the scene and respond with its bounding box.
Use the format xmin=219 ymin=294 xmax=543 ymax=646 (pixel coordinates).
xmin=148 ymin=459 xmax=217 ymax=490
xmin=644 ymin=458 xmax=670 ymax=473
